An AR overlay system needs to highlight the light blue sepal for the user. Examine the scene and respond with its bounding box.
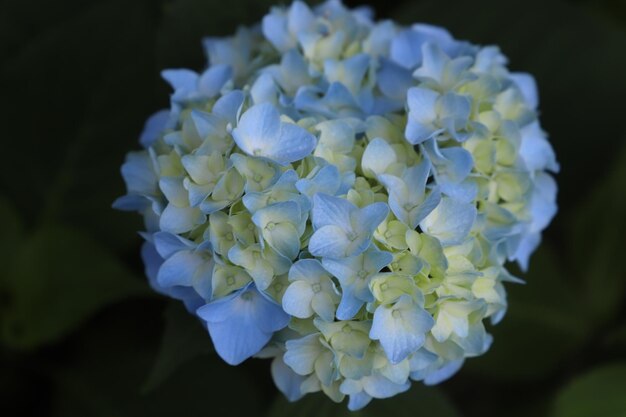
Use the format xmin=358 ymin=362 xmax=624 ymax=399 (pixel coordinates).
xmin=370 ymin=295 xmax=435 ymax=364
xmin=139 ymin=109 xmax=169 ymax=148
xmin=196 ymin=283 xmax=290 ymax=365
xmin=243 ymin=170 xmax=310 ymax=215
xmin=309 ymin=194 xmax=388 ymax=259
xmin=322 ymin=246 xmax=392 ymax=320
xmin=119 ymin=151 xmax=159 ymax=197
xmin=262 ymin=11 xmax=293 ymax=53
xmin=377 ymin=58 xmax=413 ymax=100
xmin=295 ymin=164 xmax=341 ymax=199
xmin=378 ymin=159 xmax=441 ymax=229
xmin=212 ymin=90 xmax=245 ymax=127
xmin=413 ymin=42 xmax=474 ymax=91
xmin=250 ymin=72 xmax=279 ymax=106
xmin=346 ymin=391 xmax=372 ymax=411
xmin=361 ymin=137 xmax=397 ymax=179
xmin=423 ymin=359 xmax=464 ymax=385
xmin=232 ymin=103 xmax=316 ymax=165
xmin=294 ymin=83 xmax=361 ymax=119
xmin=153 ymin=231 xmax=195 ymax=259
xmin=282 ymin=259 xmax=339 ymax=322
xmin=404 ymin=87 xmax=441 ymax=144
xmin=161 ymin=69 xmax=197 ymax=96
xmin=198 ymin=64 xmax=232 ymax=98
xmin=271 ymin=355 xmax=306 ymax=401
xmin=156 ymin=249 xmax=214 ymax=299
xmin=422 ymin=138 xmax=474 ymax=184
xmin=420 ymin=196 xmax=477 ymax=246
xmin=159 ymin=204 xmax=206 ymax=234
xmin=141 ymin=242 xmax=205 ymax=313
xmin=252 ymin=201 xmax=304 ymax=260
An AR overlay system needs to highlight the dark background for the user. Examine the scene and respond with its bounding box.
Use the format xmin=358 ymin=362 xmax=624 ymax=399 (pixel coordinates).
xmin=1 ymin=0 xmax=625 ymax=416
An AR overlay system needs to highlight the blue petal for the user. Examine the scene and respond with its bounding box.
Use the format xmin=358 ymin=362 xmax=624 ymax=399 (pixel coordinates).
xmin=251 ymin=200 xmax=302 ymax=231
xmin=377 ymin=58 xmax=414 ymax=100
xmin=423 ymin=139 xmax=474 ymax=184
xmin=309 ymin=225 xmax=351 ymax=259
xmin=271 ymin=355 xmax=306 ymax=402
xmin=347 ymin=391 xmax=372 ymax=411
xmin=262 ymin=11 xmax=293 ymax=52
xmin=120 ymin=151 xmax=158 ymax=196
xmin=141 ymin=241 xmax=164 ymax=289
xmin=413 ymin=42 xmax=448 ymax=83
xmin=411 ymin=187 xmax=442 ymax=226
xmin=312 ymin=193 xmax=354 ymax=231
xmin=354 ymin=202 xmax=389 ymax=235
xmin=529 ymin=172 xmax=558 ymax=232
xmin=204 ymin=318 xmax=270 ymax=365
xmin=269 ymin=118 xmax=315 ymax=164
xmin=282 ymin=280 xmax=315 ymax=318
xmin=423 ymin=359 xmax=464 ymax=385
xmin=212 ymin=90 xmax=245 ymax=126
xmin=112 ymin=195 xmax=149 ymax=212
xmin=139 ymin=110 xmax=169 ymax=148
xmin=232 ymin=103 xmax=316 ymax=165
xmin=364 ymin=248 xmax=394 ymax=274
xmin=232 ymin=103 xmax=280 ymax=153
xmin=198 ymin=64 xmax=233 ymax=98
xmin=370 ymin=295 xmax=434 ymax=364
xmin=405 ymin=87 xmax=440 ymax=144
xmin=190 ymin=109 xmax=224 ymax=140
xmin=153 ymin=231 xmax=195 ymax=259
xmin=519 ymin=121 xmax=559 ymax=172
xmin=284 ymin=334 xmax=321 ymax=375
xmin=438 ymin=147 xmax=473 ymax=182
xmin=157 ymin=250 xmax=203 ymax=288
xmin=510 ymin=232 xmax=541 ymax=272
xmin=161 ymin=69 xmax=198 ymax=92
xmin=336 ymin=288 xmax=363 ymax=320
xmin=287 ymin=1 xmax=315 ymax=35
xmin=420 ymin=197 xmax=477 ymax=246
xmin=361 ymin=138 xmax=396 ymax=178
xmin=159 ymin=204 xmax=205 ymax=234
xmin=197 ymin=285 xmax=289 ymax=365
xmin=390 ymin=29 xmax=427 ymax=69
xmin=295 ymin=164 xmax=341 ymax=198
xmin=510 ymin=72 xmax=538 ymax=109
xmin=362 ymin=373 xmax=410 ymax=398
xmin=251 ymin=72 xmax=279 ymax=105
xmin=295 ymin=83 xmax=360 ymax=118
xmin=141 ymin=242 xmax=204 ymax=312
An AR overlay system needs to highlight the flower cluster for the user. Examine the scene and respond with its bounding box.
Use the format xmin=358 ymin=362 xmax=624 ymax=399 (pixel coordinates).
xmin=115 ymin=0 xmax=558 ymax=410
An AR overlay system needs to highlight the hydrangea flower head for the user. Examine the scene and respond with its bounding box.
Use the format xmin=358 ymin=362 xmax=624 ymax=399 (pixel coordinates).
xmin=116 ymin=0 xmax=558 ymax=409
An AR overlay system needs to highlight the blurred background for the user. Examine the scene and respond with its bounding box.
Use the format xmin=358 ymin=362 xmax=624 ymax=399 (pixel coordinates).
xmin=1 ymin=0 xmax=625 ymax=415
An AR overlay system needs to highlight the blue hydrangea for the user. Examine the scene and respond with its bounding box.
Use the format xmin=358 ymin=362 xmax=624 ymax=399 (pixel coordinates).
xmin=115 ymin=0 xmax=558 ymax=410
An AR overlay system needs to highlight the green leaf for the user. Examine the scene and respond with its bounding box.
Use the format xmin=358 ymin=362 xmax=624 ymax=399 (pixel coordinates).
xmin=465 ymin=247 xmax=590 ymax=380
xmin=267 ymin=384 xmax=461 ymax=417
xmin=604 ymin=323 xmax=626 ymax=350
xmin=569 ymin=143 xmax=626 ymax=323
xmin=0 ymin=0 xmax=160 ymax=251
xmin=550 ymin=362 xmax=626 ymax=417
xmin=142 ymin=301 xmax=214 ymax=392
xmin=1 ymin=225 xmax=150 ymax=349
xmin=50 ymin=304 xmax=263 ymax=417
xmin=0 ymin=196 xmax=22 ymax=290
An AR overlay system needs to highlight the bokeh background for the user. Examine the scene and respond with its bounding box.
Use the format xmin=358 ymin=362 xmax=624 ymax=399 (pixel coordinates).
xmin=1 ymin=0 xmax=625 ymax=415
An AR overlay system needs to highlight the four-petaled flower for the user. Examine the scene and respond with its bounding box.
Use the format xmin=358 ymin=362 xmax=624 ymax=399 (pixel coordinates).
xmin=309 ymin=194 xmax=388 ymax=259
